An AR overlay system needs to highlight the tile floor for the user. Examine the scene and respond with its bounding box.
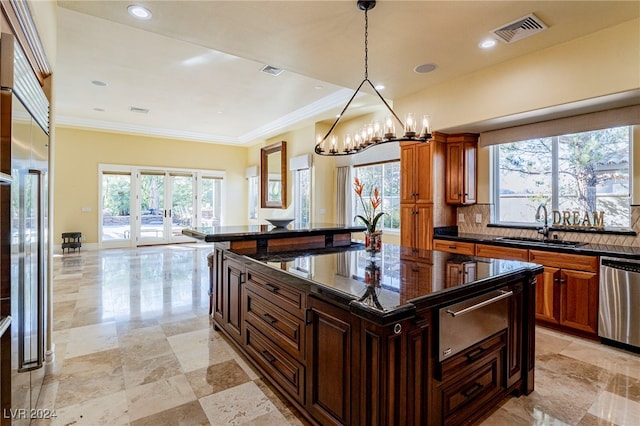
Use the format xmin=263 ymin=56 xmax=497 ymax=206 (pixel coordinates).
xmin=31 ymin=245 xmax=640 ymax=425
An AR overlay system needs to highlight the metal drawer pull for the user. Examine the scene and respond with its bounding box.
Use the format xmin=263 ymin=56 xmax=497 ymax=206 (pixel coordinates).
xmin=465 ymin=347 xmax=485 ymax=362
xmin=462 ymin=382 xmax=484 ymax=398
xmin=264 ymin=283 xmax=279 ymax=293
xmin=446 ymin=290 xmax=513 ymax=317
xmin=261 ymin=349 xmax=276 ymax=363
xmin=262 ymin=313 xmax=278 ymax=324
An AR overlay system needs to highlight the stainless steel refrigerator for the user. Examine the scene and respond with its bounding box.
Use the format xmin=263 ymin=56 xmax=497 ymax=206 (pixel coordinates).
xmin=0 ymin=33 xmax=50 ymax=424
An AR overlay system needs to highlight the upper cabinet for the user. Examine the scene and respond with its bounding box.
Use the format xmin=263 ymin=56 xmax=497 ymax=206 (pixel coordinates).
xmin=445 ymin=133 xmax=478 ymax=205
xmin=400 ymin=142 xmax=433 ymax=204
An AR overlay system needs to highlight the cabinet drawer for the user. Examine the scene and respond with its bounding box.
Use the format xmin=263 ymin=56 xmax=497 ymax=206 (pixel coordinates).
xmin=245 ymin=288 xmax=305 ymax=361
xmin=246 ymin=268 xmax=306 ymax=318
xmin=441 ymin=349 xmax=504 ymax=424
xmin=529 ymin=250 xmax=598 ymax=272
xmin=439 ymin=330 xmax=506 ymax=379
xmin=475 ymin=244 xmax=529 ymax=261
xmin=245 ymin=324 xmax=305 ymax=404
xmin=433 ymin=240 xmax=475 ymax=256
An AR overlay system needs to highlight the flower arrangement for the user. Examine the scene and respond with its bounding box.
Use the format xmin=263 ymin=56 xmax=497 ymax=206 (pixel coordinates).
xmin=353 ymin=177 xmax=385 ymax=233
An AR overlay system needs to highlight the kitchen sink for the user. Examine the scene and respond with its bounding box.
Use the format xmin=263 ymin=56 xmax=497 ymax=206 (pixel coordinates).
xmin=495 ymin=236 xmax=587 ymax=247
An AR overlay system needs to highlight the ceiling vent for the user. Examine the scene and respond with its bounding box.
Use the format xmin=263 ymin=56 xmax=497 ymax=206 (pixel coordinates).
xmin=260 ymin=65 xmax=284 ymax=76
xmin=129 ymin=106 xmax=149 ymax=114
xmin=490 ymin=13 xmax=548 ymax=44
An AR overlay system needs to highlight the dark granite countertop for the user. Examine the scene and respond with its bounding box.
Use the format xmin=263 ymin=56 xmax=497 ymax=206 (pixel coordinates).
xmin=434 ymin=232 xmax=640 ymax=259
xmin=182 ymin=223 xmax=365 ymax=243
xmin=237 ymin=242 xmax=542 ymax=323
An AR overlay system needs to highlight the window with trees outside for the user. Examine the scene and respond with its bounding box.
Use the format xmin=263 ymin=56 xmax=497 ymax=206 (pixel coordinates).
xmin=294 ymin=168 xmax=311 ymax=227
xmin=494 ymin=126 xmax=631 ymax=229
xmin=353 ymin=161 xmax=400 ymax=231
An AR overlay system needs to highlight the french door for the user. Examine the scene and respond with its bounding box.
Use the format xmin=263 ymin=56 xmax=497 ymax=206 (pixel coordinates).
xmin=137 ymin=171 xmax=194 ymax=245
xmin=100 ymin=165 xmax=224 ymax=248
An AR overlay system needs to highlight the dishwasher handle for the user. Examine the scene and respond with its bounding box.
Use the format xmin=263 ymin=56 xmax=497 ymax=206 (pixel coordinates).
xmin=446 ymin=290 xmax=513 ymax=317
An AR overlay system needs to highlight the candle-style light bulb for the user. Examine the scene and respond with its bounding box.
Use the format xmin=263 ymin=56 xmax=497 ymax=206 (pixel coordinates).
xmin=420 ymin=115 xmax=432 ymax=139
xmin=330 ymin=135 xmax=337 ymax=154
xmin=344 ymin=134 xmax=352 ymax=152
xmin=384 ymin=116 xmax=395 ymax=139
xmin=405 ymin=113 xmax=416 ymax=137
xmin=372 ymin=120 xmax=382 ymax=142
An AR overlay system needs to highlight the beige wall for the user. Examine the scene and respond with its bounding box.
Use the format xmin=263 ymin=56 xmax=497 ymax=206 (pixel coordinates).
xmin=396 ymin=18 xmax=640 ymax=205
xmin=248 ymin=124 xmax=337 ymax=225
xmin=54 ymin=127 xmax=248 ymax=244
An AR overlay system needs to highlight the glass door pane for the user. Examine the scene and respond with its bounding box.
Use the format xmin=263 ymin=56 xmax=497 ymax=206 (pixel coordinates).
xmin=201 ymin=176 xmax=222 ymax=227
xmin=169 ymin=174 xmax=194 ymax=241
xmin=101 ymin=172 xmax=132 ymax=243
xmin=139 ymin=172 xmax=166 ymax=243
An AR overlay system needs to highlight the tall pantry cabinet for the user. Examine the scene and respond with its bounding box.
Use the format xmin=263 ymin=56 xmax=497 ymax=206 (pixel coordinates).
xmin=400 ymin=132 xmax=454 ymax=253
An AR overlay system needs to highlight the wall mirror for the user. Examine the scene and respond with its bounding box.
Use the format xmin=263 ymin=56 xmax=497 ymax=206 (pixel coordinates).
xmin=260 ymin=141 xmax=287 ymax=208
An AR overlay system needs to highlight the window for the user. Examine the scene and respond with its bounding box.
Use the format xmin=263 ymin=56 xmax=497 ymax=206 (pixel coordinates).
xmin=353 ymin=161 xmax=400 ymax=231
xmin=294 ymin=168 xmax=311 ymax=227
xmin=494 ymin=126 xmax=631 ymax=228
xmin=248 ymin=175 xmax=259 ymax=221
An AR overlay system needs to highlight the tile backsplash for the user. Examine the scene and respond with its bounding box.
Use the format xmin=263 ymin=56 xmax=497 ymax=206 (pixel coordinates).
xmin=457 ymin=204 xmax=640 ymax=247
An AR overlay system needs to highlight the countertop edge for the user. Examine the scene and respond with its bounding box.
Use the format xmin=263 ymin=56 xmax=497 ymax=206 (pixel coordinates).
xmin=434 ymin=234 xmax=640 ymax=259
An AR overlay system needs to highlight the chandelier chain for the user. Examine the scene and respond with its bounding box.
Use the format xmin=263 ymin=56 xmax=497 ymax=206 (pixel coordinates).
xmin=364 ymin=9 xmax=368 ymax=80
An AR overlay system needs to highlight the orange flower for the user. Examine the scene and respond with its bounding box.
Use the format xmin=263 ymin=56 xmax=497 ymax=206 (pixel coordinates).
xmin=353 ymin=177 xmax=364 ymax=196
xmin=370 ymin=188 xmax=381 ymax=210
xmin=353 ymin=177 xmax=385 ymax=233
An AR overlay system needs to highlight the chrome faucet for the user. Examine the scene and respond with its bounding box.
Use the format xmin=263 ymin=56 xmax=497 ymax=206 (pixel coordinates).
xmin=535 ymin=204 xmax=549 ymax=240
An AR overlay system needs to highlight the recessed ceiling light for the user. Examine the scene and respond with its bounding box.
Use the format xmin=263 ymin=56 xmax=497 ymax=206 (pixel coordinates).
xmin=314 ymin=85 xmax=324 ymax=90
xmin=479 ymin=38 xmax=497 ymax=49
xmin=375 ymin=84 xmax=385 ymax=91
xmin=413 ymin=63 xmax=438 ymax=74
xmin=91 ymin=80 xmax=107 ymax=87
xmin=127 ymin=4 xmax=152 ymax=20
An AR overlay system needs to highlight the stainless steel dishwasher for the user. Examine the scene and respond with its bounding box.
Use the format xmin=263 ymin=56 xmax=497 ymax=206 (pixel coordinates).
xmin=599 ymin=257 xmax=640 ymax=351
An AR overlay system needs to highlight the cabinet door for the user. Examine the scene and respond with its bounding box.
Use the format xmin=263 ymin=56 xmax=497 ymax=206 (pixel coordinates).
xmin=560 ymin=269 xmax=598 ymax=336
xmin=445 ymin=142 xmax=463 ymax=205
xmin=400 ymin=204 xmax=416 ymax=248
xmin=222 ymin=256 xmax=245 ymax=344
xmin=414 ymin=143 xmax=433 ymax=204
xmin=415 ymin=204 xmax=433 ymax=250
xmin=400 ymin=143 xmax=433 ymax=204
xmin=535 ymin=266 xmax=561 ymax=324
xmin=400 ymin=144 xmax=416 ymax=204
xmin=306 ymin=297 xmax=359 ymax=426
xmin=213 ymin=248 xmax=225 ymax=323
xmin=463 ymin=141 xmax=477 ymax=204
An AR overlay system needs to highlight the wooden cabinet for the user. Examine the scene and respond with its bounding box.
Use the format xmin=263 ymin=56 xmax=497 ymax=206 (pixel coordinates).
xmin=433 ymin=239 xmax=475 ymax=255
xmin=436 ymin=332 xmax=506 ymax=425
xmin=306 ymin=296 xmax=359 ymax=426
xmin=401 ymin=142 xmax=434 ymax=251
xmin=401 ymin=204 xmax=433 ymax=253
xmin=445 ymin=134 xmax=477 ymax=205
xmin=401 ymin=142 xmax=433 ymax=204
xmin=475 ymin=244 xmax=528 ymax=261
xmin=215 ymin=252 xmax=246 ymax=344
xmin=529 ymin=250 xmax=599 ymax=337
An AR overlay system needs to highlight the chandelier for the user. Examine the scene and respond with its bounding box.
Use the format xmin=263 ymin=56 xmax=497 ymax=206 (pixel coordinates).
xmin=315 ymin=0 xmax=432 ymax=157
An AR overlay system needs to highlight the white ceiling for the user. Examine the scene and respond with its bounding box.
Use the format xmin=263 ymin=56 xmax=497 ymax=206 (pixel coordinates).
xmin=54 ymin=1 xmax=640 ymax=146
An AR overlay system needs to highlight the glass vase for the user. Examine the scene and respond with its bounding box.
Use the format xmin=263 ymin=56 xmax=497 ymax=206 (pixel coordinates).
xmin=364 ymin=230 xmax=383 ymax=253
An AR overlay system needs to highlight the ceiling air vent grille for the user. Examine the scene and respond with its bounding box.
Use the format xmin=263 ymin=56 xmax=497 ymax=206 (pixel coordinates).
xmin=491 ymin=13 xmax=548 ymax=43
xmin=129 ymin=106 xmax=149 ymax=114
xmin=260 ymin=65 xmax=284 ymax=76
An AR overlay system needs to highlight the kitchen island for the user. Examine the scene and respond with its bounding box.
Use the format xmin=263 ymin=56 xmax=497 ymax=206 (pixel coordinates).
xmin=211 ymin=241 xmax=543 ymax=425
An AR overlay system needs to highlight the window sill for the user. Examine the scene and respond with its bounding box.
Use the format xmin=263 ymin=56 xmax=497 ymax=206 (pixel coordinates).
xmin=487 ymin=223 xmax=637 ymax=237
